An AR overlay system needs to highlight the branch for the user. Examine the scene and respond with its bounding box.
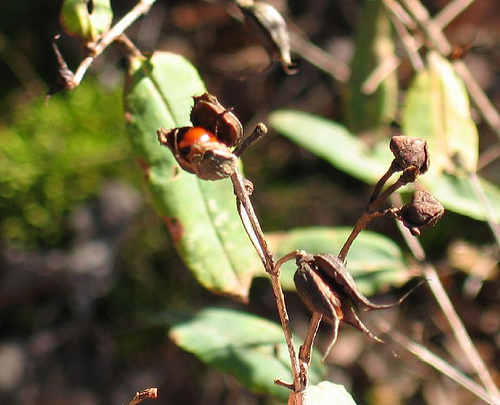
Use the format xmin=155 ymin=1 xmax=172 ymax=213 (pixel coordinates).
xmin=391 ymin=194 xmax=500 ymax=399
xmin=380 ymin=325 xmax=500 ymax=405
xmin=74 ymin=0 xmax=156 ymax=85
xmin=230 ymin=168 xmax=304 ymax=396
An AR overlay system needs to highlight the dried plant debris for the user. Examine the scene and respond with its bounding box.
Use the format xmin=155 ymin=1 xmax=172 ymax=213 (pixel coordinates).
xmin=237 ymin=0 xmax=297 ymax=74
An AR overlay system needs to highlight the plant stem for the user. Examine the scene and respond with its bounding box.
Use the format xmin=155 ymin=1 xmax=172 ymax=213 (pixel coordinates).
xmin=338 ymin=168 xmax=399 ymax=261
xmin=392 ymin=195 xmax=500 ymax=399
xmin=73 ymin=0 xmax=156 ymax=85
xmin=230 ymin=168 xmax=303 ymax=395
xmin=127 ymin=388 xmax=158 ymax=405
xmin=298 ymin=312 xmax=322 ymax=367
xmin=380 ymin=325 xmax=500 ymax=405
xmin=399 ymin=0 xmax=500 ymax=140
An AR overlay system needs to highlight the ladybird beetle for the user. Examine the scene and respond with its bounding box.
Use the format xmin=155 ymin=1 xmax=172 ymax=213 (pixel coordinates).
xmin=157 ymin=124 xmax=238 ymax=181
xmin=157 ymin=92 xmax=261 ymax=181
xmin=177 ymin=127 xmax=219 ymax=155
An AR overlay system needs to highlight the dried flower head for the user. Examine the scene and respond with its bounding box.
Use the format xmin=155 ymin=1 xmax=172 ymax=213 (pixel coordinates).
xmin=390 ymin=135 xmax=430 ymax=176
xmin=395 ymin=190 xmax=445 ymax=236
xmin=157 ymin=93 xmax=245 ymax=180
xmin=237 ymin=0 xmax=296 ymax=74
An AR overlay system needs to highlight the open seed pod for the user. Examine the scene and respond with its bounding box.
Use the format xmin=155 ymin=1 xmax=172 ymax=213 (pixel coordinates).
xmin=157 ymin=126 xmax=238 ymax=181
xmin=190 ymin=93 xmax=243 ymax=148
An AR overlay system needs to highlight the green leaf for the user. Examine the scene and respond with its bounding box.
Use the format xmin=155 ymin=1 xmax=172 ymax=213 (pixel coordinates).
xmin=61 ymin=0 xmax=93 ymax=41
xmin=305 ymin=381 xmax=358 ymax=405
xmin=269 ymin=110 xmax=390 ymax=184
xmin=267 ymin=227 xmax=411 ymax=295
xmin=403 ymin=51 xmax=479 ymax=175
xmin=89 ymin=0 xmax=113 ymax=37
xmin=425 ymin=173 xmax=500 ymax=222
xmin=60 ymin=0 xmax=113 ymax=42
xmin=269 ymin=109 xmax=500 ymax=221
xmin=124 ymin=52 xmax=260 ymax=301
xmin=346 ymin=0 xmax=398 ymax=133
xmin=166 ymin=308 xmax=326 ymax=401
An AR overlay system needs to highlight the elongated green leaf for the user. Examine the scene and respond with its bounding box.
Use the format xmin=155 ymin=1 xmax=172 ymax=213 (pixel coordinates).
xmin=346 ymin=0 xmax=398 ymax=133
xmin=166 ymin=308 xmax=326 ymax=401
xmin=61 ymin=0 xmax=93 ymax=41
xmin=403 ymin=51 xmax=479 ymax=175
xmin=269 ymin=110 xmax=390 ymax=184
xmin=124 ymin=52 xmax=260 ymax=301
xmin=270 ymin=109 xmax=500 ymax=221
xmin=425 ymin=173 xmax=500 ymax=222
xmin=267 ymin=227 xmax=411 ymax=295
xmin=305 ymin=381 xmax=358 ymax=405
xmin=89 ymin=0 xmax=113 ymax=37
xmin=61 ymin=0 xmax=113 ymax=42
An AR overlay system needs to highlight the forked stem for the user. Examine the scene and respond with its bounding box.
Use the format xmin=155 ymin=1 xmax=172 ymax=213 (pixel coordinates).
xmin=230 ymin=170 xmax=305 ymax=395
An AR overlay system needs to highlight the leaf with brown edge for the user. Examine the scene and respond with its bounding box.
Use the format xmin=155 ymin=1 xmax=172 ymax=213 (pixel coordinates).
xmin=124 ymin=52 xmax=260 ymax=301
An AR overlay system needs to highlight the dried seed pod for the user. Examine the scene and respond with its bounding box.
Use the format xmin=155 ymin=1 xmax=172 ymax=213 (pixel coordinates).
xmin=395 ymin=190 xmax=445 ymax=236
xmin=294 ymin=259 xmax=343 ymax=323
xmin=237 ymin=0 xmax=296 ymax=74
xmin=294 ymin=254 xmax=386 ymax=346
xmin=157 ymin=126 xmax=238 ymax=181
xmin=157 ymin=93 xmax=246 ymax=180
xmin=313 ymin=254 xmax=402 ymax=311
xmin=390 ymin=135 xmax=430 ymax=175
xmin=190 ymin=93 xmax=243 ymax=147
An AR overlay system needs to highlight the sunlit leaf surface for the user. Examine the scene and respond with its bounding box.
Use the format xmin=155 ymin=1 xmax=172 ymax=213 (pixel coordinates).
xmin=124 ymin=52 xmax=260 ymax=301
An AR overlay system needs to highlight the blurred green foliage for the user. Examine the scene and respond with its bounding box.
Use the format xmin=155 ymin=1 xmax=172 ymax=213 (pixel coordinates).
xmin=0 ymin=80 xmax=134 ymax=248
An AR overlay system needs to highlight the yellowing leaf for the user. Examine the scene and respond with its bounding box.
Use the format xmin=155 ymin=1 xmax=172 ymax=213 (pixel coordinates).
xmin=403 ymin=51 xmax=479 ymax=175
xmin=124 ymin=52 xmax=260 ymax=301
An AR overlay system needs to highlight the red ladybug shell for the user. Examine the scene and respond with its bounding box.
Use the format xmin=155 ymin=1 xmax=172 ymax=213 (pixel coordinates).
xmin=177 ymin=127 xmax=218 ymax=154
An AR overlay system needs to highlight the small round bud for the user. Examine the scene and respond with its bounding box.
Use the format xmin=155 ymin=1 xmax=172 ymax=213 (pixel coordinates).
xmin=390 ymin=136 xmax=430 ymax=175
xmin=397 ymin=190 xmax=444 ymax=236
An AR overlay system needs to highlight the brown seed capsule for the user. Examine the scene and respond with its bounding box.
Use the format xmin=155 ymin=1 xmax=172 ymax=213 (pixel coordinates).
xmin=157 ymin=93 xmax=246 ymax=180
xmin=157 ymin=126 xmax=238 ymax=181
xmin=390 ymin=135 xmax=430 ymax=175
xmin=294 ymin=254 xmax=387 ymax=345
xmin=395 ymin=190 xmax=445 ymax=236
xmin=190 ymin=93 xmax=243 ymax=148
xmin=237 ymin=0 xmax=296 ymax=74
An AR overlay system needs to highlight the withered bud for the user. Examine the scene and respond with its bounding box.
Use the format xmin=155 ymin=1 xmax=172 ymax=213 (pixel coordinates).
xmin=396 ymin=190 xmax=444 ymax=236
xmin=294 ymin=258 xmax=343 ymax=324
xmin=390 ymin=135 xmax=430 ymax=175
xmin=294 ymin=254 xmax=387 ymax=346
xmin=190 ymin=93 xmax=243 ymax=148
xmin=46 ymin=35 xmax=78 ymax=99
xmin=237 ymin=0 xmax=297 ymax=74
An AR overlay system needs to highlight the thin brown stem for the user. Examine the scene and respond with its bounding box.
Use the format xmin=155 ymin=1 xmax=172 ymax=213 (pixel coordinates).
xmin=298 ymin=313 xmax=322 ymax=365
xmin=400 ymin=0 xmax=452 ymax=55
xmin=338 ymin=212 xmax=372 ymax=262
xmin=391 ymin=195 xmax=500 ymax=399
xmin=433 ymin=0 xmax=476 ymax=29
xmin=380 ymin=325 xmax=500 ymax=405
xmin=368 ymin=165 xmax=396 ymax=205
xmin=382 ymin=0 xmax=424 ymax=70
xmin=288 ymin=31 xmax=350 ymax=83
xmin=127 ymin=388 xmax=158 ymax=405
xmin=230 ymin=169 xmax=303 ymax=395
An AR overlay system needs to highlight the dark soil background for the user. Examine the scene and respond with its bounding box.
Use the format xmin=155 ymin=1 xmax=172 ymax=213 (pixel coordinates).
xmin=0 ymin=0 xmax=499 ymax=404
